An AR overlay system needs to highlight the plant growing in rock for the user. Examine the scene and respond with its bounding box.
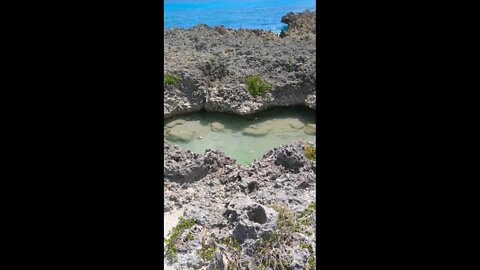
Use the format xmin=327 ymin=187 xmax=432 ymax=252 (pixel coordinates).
xmin=305 ymin=144 xmax=316 ymax=161
xmin=164 ymin=216 xmax=196 ymax=258
xmin=255 ymin=203 xmax=316 ymax=269
xmin=245 ymin=75 xmax=271 ymax=97
xmin=198 ymin=244 xmax=215 ymax=262
xmin=307 ymin=257 xmax=316 ymax=269
xmin=164 ymin=74 xmax=182 ymax=86
xmin=219 ymin=236 xmax=243 ymax=269
xmin=198 ymin=235 xmax=243 ymax=269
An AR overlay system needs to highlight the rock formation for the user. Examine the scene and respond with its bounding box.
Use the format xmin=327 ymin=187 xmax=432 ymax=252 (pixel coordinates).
xmin=164 ymin=11 xmax=316 ymax=119
xmin=164 ymin=141 xmax=316 ymax=269
xmin=164 ymin=11 xmax=317 ymax=270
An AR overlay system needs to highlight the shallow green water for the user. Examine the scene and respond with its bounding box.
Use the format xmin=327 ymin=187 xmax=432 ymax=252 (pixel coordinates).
xmin=164 ymin=107 xmax=316 ymax=165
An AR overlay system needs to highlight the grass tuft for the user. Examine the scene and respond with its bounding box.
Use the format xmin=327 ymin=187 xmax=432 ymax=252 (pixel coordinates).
xmin=245 ymin=75 xmax=271 ymax=97
xmin=198 ymin=235 xmax=243 ymax=269
xmin=164 ymin=74 xmax=181 ymax=86
xmin=197 ymin=239 xmax=216 ymax=261
xmin=255 ymin=203 xmax=316 ymax=269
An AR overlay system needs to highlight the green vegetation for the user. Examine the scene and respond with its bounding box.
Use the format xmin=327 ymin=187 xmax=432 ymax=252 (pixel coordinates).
xmin=222 ymin=236 xmax=241 ymax=251
xmin=198 ymin=235 xmax=242 ymax=269
xmin=256 ymin=203 xmax=316 ymax=270
xmin=245 ymin=75 xmax=271 ymax=97
xmin=164 ymin=74 xmax=182 ymax=86
xmin=197 ymin=238 xmax=216 ymax=261
xmin=305 ymin=144 xmax=316 ymax=161
xmin=308 ymin=257 xmax=316 ymax=269
xmin=299 ymin=240 xmax=313 ymax=251
xmin=164 ymin=216 xmax=196 ymax=258
xmin=195 ymin=204 xmax=316 ymax=269
xmin=220 ymin=236 xmax=243 ymax=270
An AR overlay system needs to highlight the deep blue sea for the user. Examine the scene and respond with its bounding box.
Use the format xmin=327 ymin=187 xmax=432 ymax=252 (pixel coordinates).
xmin=164 ymin=0 xmax=316 ymax=33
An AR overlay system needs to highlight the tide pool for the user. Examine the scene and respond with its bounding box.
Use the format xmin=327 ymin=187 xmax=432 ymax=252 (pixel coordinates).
xmin=164 ymin=107 xmax=316 ymax=165
xmin=164 ymin=0 xmax=316 ymax=33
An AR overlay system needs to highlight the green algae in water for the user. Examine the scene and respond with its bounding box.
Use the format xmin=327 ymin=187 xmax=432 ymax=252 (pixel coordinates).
xmin=164 ymin=107 xmax=316 ymax=165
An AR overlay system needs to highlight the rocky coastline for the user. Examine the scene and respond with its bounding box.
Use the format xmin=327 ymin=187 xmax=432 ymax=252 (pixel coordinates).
xmin=164 ymin=11 xmax=316 ymax=119
xmin=164 ymin=11 xmax=317 ymax=270
xmin=164 ymin=141 xmax=316 ymax=269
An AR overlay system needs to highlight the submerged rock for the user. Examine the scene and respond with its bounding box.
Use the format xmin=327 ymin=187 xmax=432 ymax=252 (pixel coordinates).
xmin=304 ymin=123 xmax=316 ymax=135
xmin=166 ymin=119 xmax=186 ymax=128
xmin=166 ymin=125 xmax=195 ymax=142
xmin=242 ymin=123 xmax=271 ymax=136
xmin=288 ymin=119 xmax=305 ymax=129
xmin=210 ymin=122 xmax=225 ymax=132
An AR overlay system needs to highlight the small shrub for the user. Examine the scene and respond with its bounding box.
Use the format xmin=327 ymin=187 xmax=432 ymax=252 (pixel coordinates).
xmin=308 ymin=257 xmax=316 ymax=269
xmin=299 ymin=241 xmax=311 ymax=250
xmin=197 ymin=239 xmax=215 ymax=261
xmin=305 ymin=145 xmax=316 ymax=161
xmin=164 ymin=216 xmax=195 ymax=258
xmin=256 ymin=204 xmax=316 ymax=269
xmin=198 ymin=235 xmax=243 ymax=268
xmin=197 ymin=235 xmax=244 ymax=270
xmin=164 ymin=74 xmax=181 ymax=86
xmin=222 ymin=236 xmax=241 ymax=251
xmin=245 ymin=75 xmax=271 ymax=97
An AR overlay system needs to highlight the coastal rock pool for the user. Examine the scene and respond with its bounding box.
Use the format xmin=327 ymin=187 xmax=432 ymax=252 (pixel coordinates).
xmin=164 ymin=107 xmax=316 ymax=165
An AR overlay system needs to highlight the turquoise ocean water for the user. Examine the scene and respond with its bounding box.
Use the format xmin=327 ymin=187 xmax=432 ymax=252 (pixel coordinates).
xmin=164 ymin=0 xmax=316 ymax=33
